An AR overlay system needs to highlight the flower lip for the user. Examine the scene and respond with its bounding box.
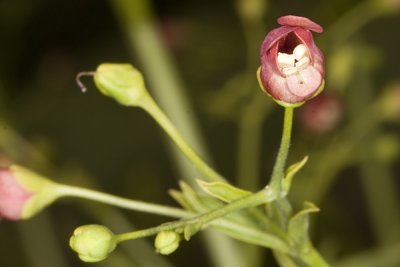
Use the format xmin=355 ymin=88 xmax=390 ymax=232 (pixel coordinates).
xmin=277 ymin=15 xmax=323 ymax=33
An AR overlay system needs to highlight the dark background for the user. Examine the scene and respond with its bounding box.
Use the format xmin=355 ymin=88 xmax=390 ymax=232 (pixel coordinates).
xmin=1 ymin=0 xmax=399 ymax=266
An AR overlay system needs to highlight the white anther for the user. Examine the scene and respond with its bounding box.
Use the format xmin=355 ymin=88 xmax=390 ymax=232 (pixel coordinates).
xmin=293 ymin=44 xmax=308 ymax=60
xmin=295 ymin=57 xmax=310 ymax=71
xmin=281 ymin=66 xmax=298 ymax=76
xmin=277 ymin=52 xmax=295 ymax=68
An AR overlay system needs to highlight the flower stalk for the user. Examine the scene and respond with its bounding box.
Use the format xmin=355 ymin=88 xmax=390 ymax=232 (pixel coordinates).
xmin=138 ymin=95 xmax=226 ymax=183
xmin=55 ymin=184 xmax=192 ymax=219
xmin=269 ymin=107 xmax=294 ymax=195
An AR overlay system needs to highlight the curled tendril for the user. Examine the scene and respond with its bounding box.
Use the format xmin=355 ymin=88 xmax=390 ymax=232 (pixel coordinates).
xmin=76 ymin=72 xmax=96 ymax=93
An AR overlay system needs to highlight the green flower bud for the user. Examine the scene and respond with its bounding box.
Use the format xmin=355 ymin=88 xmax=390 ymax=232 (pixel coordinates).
xmin=69 ymin=224 xmax=117 ymax=263
xmin=93 ymin=63 xmax=148 ymax=106
xmin=154 ymin=231 xmax=180 ymax=255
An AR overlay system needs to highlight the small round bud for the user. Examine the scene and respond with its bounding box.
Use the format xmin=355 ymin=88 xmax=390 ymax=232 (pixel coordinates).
xmin=154 ymin=231 xmax=180 ymax=255
xmin=69 ymin=224 xmax=117 ymax=263
xmin=94 ymin=64 xmax=147 ymax=106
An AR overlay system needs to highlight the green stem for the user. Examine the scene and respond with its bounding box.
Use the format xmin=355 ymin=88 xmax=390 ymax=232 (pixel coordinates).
xmin=194 ymin=188 xmax=274 ymax=226
xmin=139 ymin=95 xmax=226 ymax=183
xmin=115 ymin=211 xmax=290 ymax=253
xmin=117 ymin=188 xmax=277 ymax=243
xmin=269 ymin=107 xmax=294 ymax=194
xmin=56 ymin=184 xmax=191 ymax=219
xmin=299 ymin=247 xmax=331 ymax=267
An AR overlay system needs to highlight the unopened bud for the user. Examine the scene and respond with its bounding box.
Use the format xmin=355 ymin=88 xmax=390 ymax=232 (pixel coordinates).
xmin=69 ymin=224 xmax=117 ymax=263
xmin=154 ymin=231 xmax=180 ymax=255
xmin=94 ymin=64 xmax=147 ymax=106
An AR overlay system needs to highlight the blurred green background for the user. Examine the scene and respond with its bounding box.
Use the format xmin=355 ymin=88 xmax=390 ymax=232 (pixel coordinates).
xmin=1 ymin=0 xmax=399 ymax=266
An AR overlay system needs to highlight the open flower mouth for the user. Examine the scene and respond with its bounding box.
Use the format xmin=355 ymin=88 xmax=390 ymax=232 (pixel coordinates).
xmin=259 ymin=15 xmax=324 ymax=105
xmin=276 ymin=33 xmax=311 ymax=80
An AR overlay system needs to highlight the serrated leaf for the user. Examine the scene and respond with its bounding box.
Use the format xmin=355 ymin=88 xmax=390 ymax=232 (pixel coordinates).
xmin=197 ymin=180 xmax=252 ymax=203
xmin=288 ymin=201 xmax=319 ymax=252
xmin=282 ymin=156 xmax=308 ymax=194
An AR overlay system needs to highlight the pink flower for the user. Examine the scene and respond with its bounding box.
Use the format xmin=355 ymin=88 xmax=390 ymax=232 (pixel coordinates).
xmin=0 ymin=165 xmax=59 ymax=220
xmin=0 ymin=167 xmax=33 ymax=220
xmin=258 ymin=15 xmax=325 ymax=105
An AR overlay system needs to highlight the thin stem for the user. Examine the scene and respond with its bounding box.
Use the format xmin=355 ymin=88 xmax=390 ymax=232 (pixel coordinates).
xmin=182 ymin=189 xmax=273 ymax=234
xmin=111 ymin=1 xmax=239 ymax=264
xmin=56 ymin=184 xmax=191 ymax=219
xmin=117 ymin=188 xmax=276 ymax=243
xmin=269 ymin=107 xmax=294 ymax=194
xmin=115 ymin=210 xmax=290 ymax=253
xmin=139 ymin=95 xmax=226 ymax=183
xmin=197 ymin=189 xmax=274 ymax=225
xmin=117 ymin=188 xmax=290 ymax=250
xmin=299 ymin=247 xmax=331 ymax=267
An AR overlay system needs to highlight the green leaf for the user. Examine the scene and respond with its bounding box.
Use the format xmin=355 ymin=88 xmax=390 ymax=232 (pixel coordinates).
xmin=288 ymin=201 xmax=319 ymax=252
xmin=197 ymin=180 xmax=252 ymax=203
xmin=282 ymin=156 xmax=308 ymax=194
xmin=168 ymin=189 xmax=193 ymax=211
xmin=177 ymin=181 xmax=208 ymax=213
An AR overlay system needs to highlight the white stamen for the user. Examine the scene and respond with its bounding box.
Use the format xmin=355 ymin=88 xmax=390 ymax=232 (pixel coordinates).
xmin=295 ymin=57 xmax=310 ymax=71
xmin=278 ymin=44 xmax=311 ymax=77
xmin=281 ymin=67 xmax=298 ymax=76
xmin=277 ymin=52 xmax=295 ymax=68
xmin=293 ymin=44 xmax=308 ymax=60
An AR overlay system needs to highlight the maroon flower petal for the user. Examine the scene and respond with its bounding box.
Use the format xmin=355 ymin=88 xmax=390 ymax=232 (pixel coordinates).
xmin=260 ymin=26 xmax=295 ymax=55
xmin=277 ymin=15 xmax=323 ymax=33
